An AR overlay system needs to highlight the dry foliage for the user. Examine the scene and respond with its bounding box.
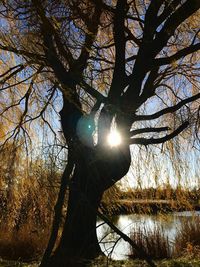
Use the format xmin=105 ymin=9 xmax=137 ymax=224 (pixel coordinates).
xmin=0 ymin=143 xmax=62 ymax=261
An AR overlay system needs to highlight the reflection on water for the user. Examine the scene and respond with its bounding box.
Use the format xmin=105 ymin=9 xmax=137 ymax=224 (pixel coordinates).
xmin=97 ymin=211 xmax=200 ymax=260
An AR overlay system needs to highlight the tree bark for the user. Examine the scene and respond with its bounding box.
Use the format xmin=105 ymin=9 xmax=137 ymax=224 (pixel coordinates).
xmin=49 ymin=145 xmax=131 ymax=267
xmin=45 ymin=95 xmax=131 ymax=267
xmin=49 ymin=146 xmax=103 ymax=267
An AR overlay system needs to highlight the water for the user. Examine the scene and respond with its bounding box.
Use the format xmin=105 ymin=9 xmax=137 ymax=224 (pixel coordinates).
xmin=97 ymin=211 xmax=200 ymax=260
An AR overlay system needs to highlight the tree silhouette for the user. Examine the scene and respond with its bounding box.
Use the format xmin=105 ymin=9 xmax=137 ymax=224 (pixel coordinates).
xmin=0 ymin=1 xmax=200 ymax=266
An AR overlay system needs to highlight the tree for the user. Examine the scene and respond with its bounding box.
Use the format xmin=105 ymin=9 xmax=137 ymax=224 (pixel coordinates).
xmin=0 ymin=0 xmax=200 ymax=266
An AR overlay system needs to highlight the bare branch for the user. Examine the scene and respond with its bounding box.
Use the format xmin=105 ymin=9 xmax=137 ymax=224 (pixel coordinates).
xmin=134 ymin=93 xmax=200 ymax=121
xmin=0 ymin=64 xmax=25 ymax=84
xmin=0 ymin=72 xmax=39 ymax=92
xmin=109 ymin=0 xmax=127 ymax=101
xmin=31 ymin=0 xmax=74 ymax=66
xmin=0 ymin=44 xmax=45 ymax=62
xmin=130 ymin=126 xmax=169 ymax=137
xmin=152 ymin=0 xmax=200 ymax=56
xmin=0 ymin=64 xmax=23 ymax=78
xmin=24 ymin=85 xmax=56 ymax=123
xmin=157 ymin=0 xmax=182 ymax=26
xmin=130 ymin=121 xmax=189 ymax=145
xmin=79 ymin=79 xmax=107 ymax=103
xmin=124 ymin=27 xmax=141 ymax=46
xmin=97 ymin=210 xmax=156 ymax=267
xmin=73 ymin=2 xmax=102 ymax=73
xmin=138 ymin=67 xmax=159 ymax=105
xmin=142 ymin=0 xmax=163 ymax=42
xmin=154 ymin=43 xmax=200 ymax=66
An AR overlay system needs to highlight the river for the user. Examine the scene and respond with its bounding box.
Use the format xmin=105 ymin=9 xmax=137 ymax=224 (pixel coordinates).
xmin=97 ymin=211 xmax=200 ymax=260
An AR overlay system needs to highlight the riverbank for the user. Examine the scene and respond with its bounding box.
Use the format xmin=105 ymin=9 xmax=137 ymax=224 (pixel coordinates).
xmin=100 ymin=199 xmax=200 ymax=215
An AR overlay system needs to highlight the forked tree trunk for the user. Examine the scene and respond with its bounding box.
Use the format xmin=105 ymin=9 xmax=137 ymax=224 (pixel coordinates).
xmin=45 ymin=98 xmax=131 ymax=267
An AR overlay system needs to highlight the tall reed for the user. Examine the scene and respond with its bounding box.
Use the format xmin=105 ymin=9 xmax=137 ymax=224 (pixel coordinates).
xmin=129 ymin=225 xmax=172 ymax=260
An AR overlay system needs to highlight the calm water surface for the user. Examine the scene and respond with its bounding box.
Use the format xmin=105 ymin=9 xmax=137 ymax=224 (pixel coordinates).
xmin=97 ymin=211 xmax=200 ymax=259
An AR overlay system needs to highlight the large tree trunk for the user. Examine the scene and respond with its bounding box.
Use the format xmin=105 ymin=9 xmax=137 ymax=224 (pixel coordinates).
xmin=45 ymin=96 xmax=131 ymax=267
xmin=50 ymin=147 xmax=103 ymax=267
xmin=51 ymin=189 xmax=102 ymax=266
xmin=49 ymin=146 xmax=130 ymax=267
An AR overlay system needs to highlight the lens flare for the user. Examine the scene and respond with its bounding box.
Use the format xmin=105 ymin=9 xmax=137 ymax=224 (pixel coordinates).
xmin=107 ymin=130 xmax=122 ymax=147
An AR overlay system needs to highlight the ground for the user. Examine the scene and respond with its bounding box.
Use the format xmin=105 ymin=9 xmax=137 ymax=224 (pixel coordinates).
xmin=1 ymin=257 xmax=200 ymax=267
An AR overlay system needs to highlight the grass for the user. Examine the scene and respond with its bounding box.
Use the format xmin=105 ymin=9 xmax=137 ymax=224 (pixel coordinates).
xmin=1 ymin=211 xmax=200 ymax=266
xmin=128 ymin=216 xmax=200 ymax=262
xmin=88 ymin=256 xmax=200 ymax=266
xmin=129 ymin=226 xmax=172 ymax=260
xmin=0 ymin=225 xmax=47 ymax=261
xmin=0 ymin=194 xmax=53 ymax=262
xmin=0 ymin=162 xmax=60 ymax=262
xmin=174 ymin=216 xmax=200 ymax=258
xmin=0 ymin=258 xmax=38 ymax=267
xmin=1 ymin=257 xmax=200 ymax=267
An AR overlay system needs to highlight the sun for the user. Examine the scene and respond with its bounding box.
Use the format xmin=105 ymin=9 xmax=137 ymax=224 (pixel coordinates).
xmin=107 ymin=129 xmax=122 ymax=147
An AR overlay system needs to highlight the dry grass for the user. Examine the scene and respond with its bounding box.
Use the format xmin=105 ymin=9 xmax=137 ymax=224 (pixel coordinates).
xmin=174 ymin=216 xmax=200 ymax=258
xmin=129 ymin=226 xmax=172 ymax=260
xmin=0 ymin=189 xmax=53 ymax=261
xmin=89 ymin=256 xmax=200 ymax=267
xmin=0 ymin=164 xmax=60 ymax=261
xmin=0 ymin=187 xmax=57 ymax=262
xmin=0 ymin=223 xmax=49 ymax=261
xmin=128 ymin=216 xmax=200 ymax=261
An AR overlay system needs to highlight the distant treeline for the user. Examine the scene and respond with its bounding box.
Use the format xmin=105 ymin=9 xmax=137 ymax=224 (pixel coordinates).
xmin=119 ymin=186 xmax=200 ymax=202
xmin=100 ymin=185 xmax=200 ymax=215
